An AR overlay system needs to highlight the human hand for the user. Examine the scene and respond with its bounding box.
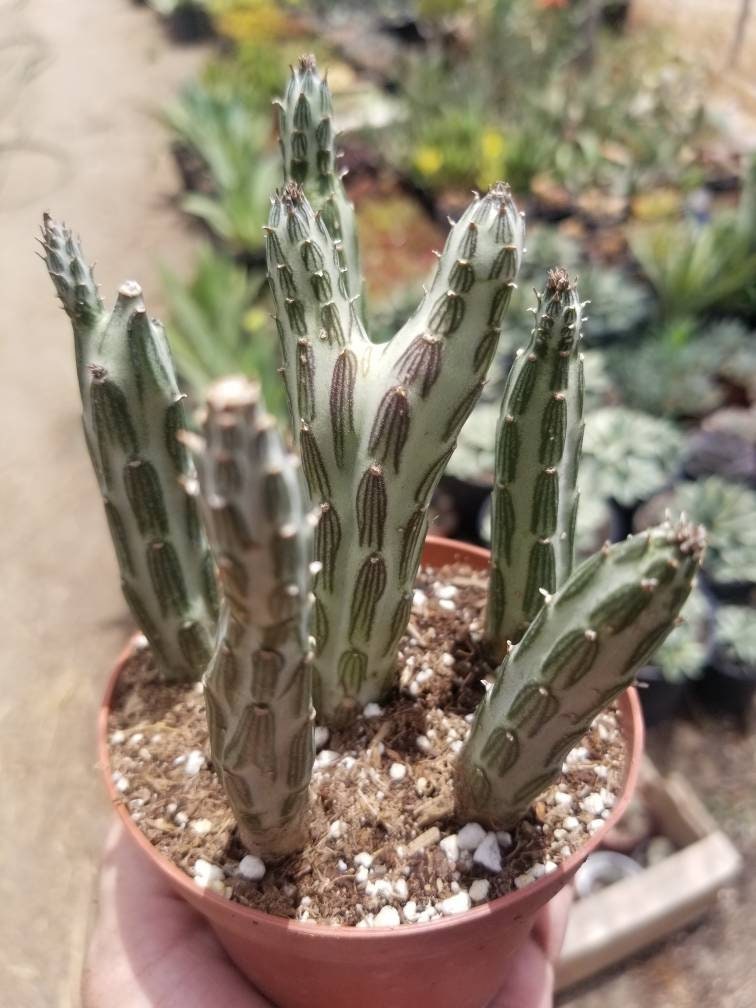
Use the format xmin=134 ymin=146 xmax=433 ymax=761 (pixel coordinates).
xmin=83 ymin=822 xmax=571 ymax=1008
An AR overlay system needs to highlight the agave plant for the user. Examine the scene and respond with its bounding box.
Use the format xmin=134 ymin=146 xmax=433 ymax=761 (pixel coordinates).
xmin=630 ymin=156 xmax=756 ymax=324
xmin=161 ymin=245 xmax=286 ymax=420
xmin=163 ymin=79 xmax=279 ymax=255
xmin=43 ymin=56 xmax=704 ymax=859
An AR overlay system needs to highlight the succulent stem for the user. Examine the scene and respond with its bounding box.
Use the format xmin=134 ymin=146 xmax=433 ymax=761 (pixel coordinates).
xmin=458 ymin=518 xmax=705 ymax=829
xmin=42 ymin=215 xmax=217 ymax=681
xmin=485 ymin=268 xmax=586 ymax=657
xmin=190 ymin=377 xmax=315 ymax=857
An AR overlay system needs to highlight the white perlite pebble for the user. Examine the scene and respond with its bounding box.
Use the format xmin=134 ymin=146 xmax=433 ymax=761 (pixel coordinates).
xmin=415 ymin=734 xmax=432 ymax=753
xmin=441 ymin=652 xmax=455 ymax=667
xmin=114 ymin=775 xmax=130 ymax=794
xmin=413 ymin=589 xmax=427 ymax=607
xmin=314 ymin=749 xmax=340 ymax=770
xmin=563 ymin=816 xmax=580 ymax=831
xmin=457 ymin=822 xmax=487 ymax=851
xmin=469 ymin=879 xmax=490 ymax=903
xmin=440 ymin=834 xmax=459 ymax=862
xmin=514 ymin=873 xmax=533 ymax=890
xmin=355 ymin=866 xmax=370 ymax=885
xmin=313 ymin=726 xmax=330 ymax=751
xmin=402 ymin=900 xmax=418 ymax=922
xmin=193 ymin=859 xmax=224 ymax=890
xmin=450 ymin=739 xmax=463 ymax=754
xmin=363 ymin=703 xmax=383 ymax=719
xmin=190 ymin=818 xmax=213 ymax=836
xmin=436 ymin=584 xmax=457 ymax=599
xmin=328 ymin=820 xmax=347 ymax=839
xmin=553 ymin=791 xmax=572 ymax=806
xmin=174 ymin=811 xmax=189 ymax=826
xmin=238 ymin=855 xmax=266 ymax=881
xmin=588 ymin=818 xmax=605 ymax=834
xmin=365 ymin=879 xmax=393 ymax=901
xmin=354 ymin=851 xmax=374 ymax=868
xmin=581 ymin=793 xmax=605 ymax=816
xmin=473 ymin=833 xmax=502 ymax=873
xmin=372 ymin=906 xmax=401 ymax=928
xmin=496 ymin=831 xmax=512 ymax=848
xmin=393 ymin=878 xmax=409 ymax=901
xmin=438 ymin=598 xmax=455 ymax=611
xmin=184 ymin=750 xmax=206 ymax=776
xmin=110 ymin=730 xmax=126 ymax=745
xmin=389 ymin=762 xmax=407 ymax=782
xmin=439 ymin=891 xmax=471 ymax=916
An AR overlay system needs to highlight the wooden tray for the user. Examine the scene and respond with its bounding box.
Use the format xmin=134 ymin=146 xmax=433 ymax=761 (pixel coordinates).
xmin=556 ymin=757 xmax=742 ymax=991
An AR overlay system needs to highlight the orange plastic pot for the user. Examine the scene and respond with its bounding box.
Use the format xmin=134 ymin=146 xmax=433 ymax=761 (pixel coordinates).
xmin=99 ymin=536 xmax=644 ymax=1008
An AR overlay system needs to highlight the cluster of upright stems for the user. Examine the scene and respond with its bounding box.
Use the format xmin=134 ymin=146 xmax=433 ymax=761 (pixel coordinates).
xmin=43 ymin=55 xmax=704 ymax=858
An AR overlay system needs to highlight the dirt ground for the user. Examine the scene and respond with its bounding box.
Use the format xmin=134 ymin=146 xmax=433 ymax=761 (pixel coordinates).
xmin=0 ymin=2 xmax=203 ymax=1006
xmin=1 ymin=2 xmax=754 ymax=1007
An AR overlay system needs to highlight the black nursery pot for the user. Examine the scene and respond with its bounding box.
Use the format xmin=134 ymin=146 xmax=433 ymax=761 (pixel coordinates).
xmin=164 ymin=3 xmax=214 ymax=43
xmin=694 ymin=650 xmax=756 ymax=723
xmin=636 ymin=665 xmax=687 ymax=726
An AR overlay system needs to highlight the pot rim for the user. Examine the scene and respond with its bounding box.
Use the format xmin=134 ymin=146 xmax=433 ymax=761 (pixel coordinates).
xmin=98 ymin=535 xmax=644 ymax=939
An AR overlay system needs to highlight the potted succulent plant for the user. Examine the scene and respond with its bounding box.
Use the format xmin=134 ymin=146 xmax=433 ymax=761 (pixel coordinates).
xmin=42 ymin=56 xmax=704 ymax=1008
xmin=635 ymin=586 xmax=710 ymax=725
xmin=695 ymin=604 xmax=756 ymax=726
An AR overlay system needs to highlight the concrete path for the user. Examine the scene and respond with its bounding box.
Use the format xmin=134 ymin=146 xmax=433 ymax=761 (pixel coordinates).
xmin=0 ymin=3 xmax=204 ymax=1005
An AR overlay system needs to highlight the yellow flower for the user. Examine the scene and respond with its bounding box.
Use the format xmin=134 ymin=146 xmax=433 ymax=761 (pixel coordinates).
xmin=480 ymin=129 xmax=506 ymax=183
xmin=210 ymin=1 xmax=288 ymax=43
xmin=413 ymin=145 xmax=443 ymax=178
xmin=480 ymin=130 xmax=505 ymax=162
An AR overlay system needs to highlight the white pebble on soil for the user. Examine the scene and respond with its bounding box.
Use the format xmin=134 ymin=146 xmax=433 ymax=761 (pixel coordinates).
xmin=469 ymin=879 xmax=490 ymax=903
xmin=473 ymin=833 xmax=502 ymax=873
xmin=174 ymin=811 xmax=188 ymax=826
xmin=441 ymin=652 xmax=455 ymax=667
xmin=436 ymin=584 xmax=457 ymax=600
xmin=496 ymin=831 xmax=513 ymax=848
xmin=354 ymin=851 xmax=374 ymax=868
xmin=415 ymin=735 xmax=432 ymax=753
xmin=363 ymin=703 xmax=383 ymax=719
xmin=457 ymin=822 xmax=487 ymax=851
xmin=588 ymin=818 xmax=605 ymax=834
xmin=553 ymin=791 xmax=572 ymax=806
xmin=372 ymin=906 xmax=401 ymax=928
xmin=193 ymin=859 xmax=225 ymax=894
xmin=402 ymin=900 xmax=418 ymax=922
xmin=439 ymin=891 xmax=471 ymax=916
xmin=313 ymin=726 xmax=330 ymax=751
xmin=184 ymin=749 xmax=206 ymax=776
xmin=393 ymin=878 xmax=409 ymax=901
xmin=328 ymin=820 xmax=347 ymax=839
xmin=314 ymin=749 xmax=340 ymax=770
xmin=438 ymin=598 xmax=455 ymax=611
xmin=110 ymin=730 xmax=126 ymax=745
xmin=581 ymin=793 xmax=605 ymax=816
xmin=413 ymin=589 xmax=427 ymax=607
xmin=563 ymin=816 xmax=579 ymax=831
xmin=389 ymin=762 xmax=407 ymax=782
xmin=440 ymin=834 xmax=459 ymax=862
xmin=190 ymin=818 xmax=213 ymax=836
xmin=237 ymin=855 xmax=266 ymax=881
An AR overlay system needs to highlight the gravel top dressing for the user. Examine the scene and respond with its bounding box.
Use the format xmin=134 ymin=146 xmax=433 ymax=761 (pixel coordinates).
xmin=108 ymin=562 xmax=625 ymax=927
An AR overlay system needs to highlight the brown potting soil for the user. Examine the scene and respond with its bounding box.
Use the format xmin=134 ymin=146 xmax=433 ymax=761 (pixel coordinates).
xmin=107 ymin=562 xmax=626 ymax=926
